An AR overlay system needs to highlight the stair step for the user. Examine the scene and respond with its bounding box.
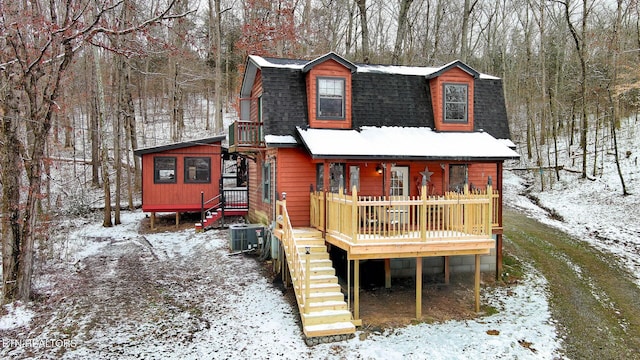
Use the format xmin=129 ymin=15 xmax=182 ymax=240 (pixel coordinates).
xmin=291 ymin=228 xmax=323 ymax=238
xmin=289 ymin=252 xmax=329 ymax=261
xmin=301 ymin=309 xmax=352 ymax=326
xmin=309 ymin=266 xmax=335 ymax=276
xmin=307 ymin=300 xmax=349 ymax=312
xmin=295 ymin=238 xmax=325 ymax=246
xmin=296 ymin=245 xmax=327 ymax=253
xmin=297 ymin=282 xmax=341 ymax=293
xmin=310 ymin=259 xmax=333 ymax=266
xmin=304 ymin=321 xmax=356 ymax=338
xmin=309 ymin=274 xmax=338 ymax=283
xmin=307 ymin=291 xmax=345 ymax=302
xmin=299 ymin=274 xmax=338 ymax=285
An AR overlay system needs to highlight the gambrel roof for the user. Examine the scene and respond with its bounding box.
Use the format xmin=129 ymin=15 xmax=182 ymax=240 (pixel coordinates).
xmin=241 ymin=53 xmax=512 ymax=144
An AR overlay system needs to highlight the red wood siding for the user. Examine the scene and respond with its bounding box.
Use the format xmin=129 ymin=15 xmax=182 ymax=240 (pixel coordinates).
xmin=306 ymin=59 xmax=352 ymax=129
xmin=246 ymin=155 xmax=261 ymax=222
xmin=140 ymin=144 xmax=222 ymax=212
xmin=358 ymin=163 xmax=385 ymax=196
xmin=467 ymin=162 xmax=498 ymax=190
xmin=429 ymin=67 xmax=475 ymax=132
xmin=275 ymin=148 xmax=317 ymax=227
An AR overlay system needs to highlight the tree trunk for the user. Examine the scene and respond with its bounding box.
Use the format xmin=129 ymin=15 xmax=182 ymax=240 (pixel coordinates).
xmin=1 ymin=90 xmax=23 ymax=303
xmin=90 ymin=59 xmax=101 ymax=187
xmin=214 ymin=0 xmax=224 ymax=134
xmin=609 ymin=0 xmax=629 ymax=195
xmin=93 ymin=49 xmax=113 ymax=228
xmin=392 ymin=0 xmax=414 ymax=65
xmin=355 ymin=0 xmax=370 ymax=62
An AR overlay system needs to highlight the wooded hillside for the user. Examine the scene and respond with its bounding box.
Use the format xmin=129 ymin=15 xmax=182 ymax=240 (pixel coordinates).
xmin=1 ymin=0 xmax=637 ymax=302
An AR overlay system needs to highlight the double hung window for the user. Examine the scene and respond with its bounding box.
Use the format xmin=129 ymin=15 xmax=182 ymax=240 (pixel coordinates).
xmin=317 ymin=77 xmax=345 ymax=119
xmin=444 ymin=84 xmax=468 ymax=123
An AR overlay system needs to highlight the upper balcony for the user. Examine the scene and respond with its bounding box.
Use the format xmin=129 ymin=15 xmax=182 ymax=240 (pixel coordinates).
xmin=228 ymin=120 xmax=264 ymax=153
xmin=229 ymin=97 xmax=265 ymax=153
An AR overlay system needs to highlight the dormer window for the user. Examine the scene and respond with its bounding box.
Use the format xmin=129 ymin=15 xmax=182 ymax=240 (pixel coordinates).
xmin=444 ymin=83 xmax=468 ymax=123
xmin=317 ymin=77 xmax=345 ymax=119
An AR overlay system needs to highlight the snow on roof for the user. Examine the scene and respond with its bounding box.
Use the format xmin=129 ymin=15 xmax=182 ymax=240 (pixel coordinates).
xmin=296 ymin=126 xmax=520 ymax=160
xmin=249 ymin=55 xmax=501 ymax=80
xmin=265 ymin=134 xmax=297 ymax=145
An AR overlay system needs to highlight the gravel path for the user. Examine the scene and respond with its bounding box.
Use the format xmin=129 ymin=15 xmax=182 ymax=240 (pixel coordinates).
xmin=504 ymin=207 xmax=640 ymax=359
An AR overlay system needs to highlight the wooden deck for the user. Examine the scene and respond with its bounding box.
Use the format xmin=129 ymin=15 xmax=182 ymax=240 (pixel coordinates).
xmin=273 ymin=184 xmax=497 ymax=336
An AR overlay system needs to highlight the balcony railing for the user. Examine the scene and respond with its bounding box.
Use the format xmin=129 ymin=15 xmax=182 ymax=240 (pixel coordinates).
xmin=310 ymin=184 xmax=499 ymax=244
xmin=228 ymin=120 xmax=264 ymax=148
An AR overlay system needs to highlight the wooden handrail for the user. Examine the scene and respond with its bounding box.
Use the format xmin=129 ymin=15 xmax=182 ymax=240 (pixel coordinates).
xmin=277 ymin=193 xmax=311 ymax=314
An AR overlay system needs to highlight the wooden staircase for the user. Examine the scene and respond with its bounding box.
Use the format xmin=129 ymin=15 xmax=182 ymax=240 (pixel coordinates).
xmin=283 ymin=228 xmax=356 ymax=338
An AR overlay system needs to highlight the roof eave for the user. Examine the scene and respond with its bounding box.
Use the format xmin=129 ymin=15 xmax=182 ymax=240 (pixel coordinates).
xmin=308 ymin=154 xmax=520 ymax=161
xmin=133 ymin=135 xmax=226 ymax=156
xmin=302 ymin=52 xmax=357 ymax=74
xmin=240 ymin=57 xmax=260 ymax=98
xmin=425 ymin=60 xmax=480 ymax=80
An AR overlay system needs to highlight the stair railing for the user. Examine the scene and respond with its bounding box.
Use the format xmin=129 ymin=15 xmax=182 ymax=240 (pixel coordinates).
xmin=277 ymin=192 xmax=311 ymax=314
xmin=201 ymin=192 xmax=223 ymax=225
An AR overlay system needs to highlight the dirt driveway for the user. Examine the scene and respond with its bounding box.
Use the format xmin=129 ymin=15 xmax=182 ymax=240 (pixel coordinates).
xmin=504 ymin=207 xmax=640 ymax=359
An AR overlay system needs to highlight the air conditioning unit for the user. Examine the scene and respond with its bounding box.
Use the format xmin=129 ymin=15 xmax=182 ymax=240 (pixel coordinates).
xmin=229 ymin=224 xmax=264 ymax=251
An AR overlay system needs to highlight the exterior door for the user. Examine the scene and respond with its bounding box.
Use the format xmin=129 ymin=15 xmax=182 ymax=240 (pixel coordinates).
xmin=390 ymin=166 xmax=409 ymax=196
xmin=389 ymin=166 xmax=409 ymax=225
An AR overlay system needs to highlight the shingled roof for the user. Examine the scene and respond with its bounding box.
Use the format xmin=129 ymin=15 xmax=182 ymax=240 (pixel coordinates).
xmin=242 ymin=53 xmax=511 ymax=141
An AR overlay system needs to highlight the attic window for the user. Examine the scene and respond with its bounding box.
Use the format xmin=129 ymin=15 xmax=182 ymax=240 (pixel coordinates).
xmin=443 ymin=83 xmax=468 ymax=123
xmin=317 ymin=77 xmax=345 ymax=119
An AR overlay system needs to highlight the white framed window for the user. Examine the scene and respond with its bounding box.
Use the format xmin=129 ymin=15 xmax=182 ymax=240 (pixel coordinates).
xmin=443 ymin=83 xmax=468 ymax=123
xmin=317 ymin=77 xmax=345 ymax=119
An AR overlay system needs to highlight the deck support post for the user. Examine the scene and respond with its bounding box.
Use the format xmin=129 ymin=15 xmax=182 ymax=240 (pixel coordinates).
xmin=384 ymin=258 xmax=391 ymax=289
xmin=347 ymin=258 xmax=351 ymax=312
xmin=496 ymin=234 xmax=503 ymax=281
xmin=416 ymin=257 xmax=422 ymax=319
xmin=444 ymin=256 xmax=450 ymax=285
xmin=175 ymin=212 xmax=180 ymax=228
xmin=474 ymin=254 xmax=481 ymax=312
xmin=150 ymin=212 xmax=156 ymax=229
xmin=354 ymin=259 xmax=360 ymax=321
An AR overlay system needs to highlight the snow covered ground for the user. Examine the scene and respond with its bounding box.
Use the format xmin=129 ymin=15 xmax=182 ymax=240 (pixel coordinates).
xmin=1 ymin=116 xmax=638 ymax=359
xmin=504 ymin=117 xmax=640 ymax=286
xmin=0 ymin=211 xmax=561 ymax=359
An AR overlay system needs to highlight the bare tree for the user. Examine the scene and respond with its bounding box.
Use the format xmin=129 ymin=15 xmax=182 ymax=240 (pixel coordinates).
xmin=355 ymin=0 xmax=371 ymax=61
xmin=608 ymin=0 xmax=629 ymax=195
xmin=0 ymin=0 xmax=185 ymax=304
xmin=392 ymin=0 xmax=414 ymax=65
xmin=562 ymin=0 xmax=590 ymax=179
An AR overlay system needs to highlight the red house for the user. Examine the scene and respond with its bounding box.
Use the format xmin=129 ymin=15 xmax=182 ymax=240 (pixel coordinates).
xmin=134 ymin=136 xmax=232 ymax=228
xmin=228 ymin=52 xmax=519 ymax=339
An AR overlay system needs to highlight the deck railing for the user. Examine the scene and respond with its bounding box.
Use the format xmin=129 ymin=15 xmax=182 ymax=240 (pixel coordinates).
xmin=276 ymin=194 xmax=312 ymax=314
xmin=228 ymin=120 xmax=264 ymax=148
xmin=310 ymin=184 xmax=498 ymax=243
